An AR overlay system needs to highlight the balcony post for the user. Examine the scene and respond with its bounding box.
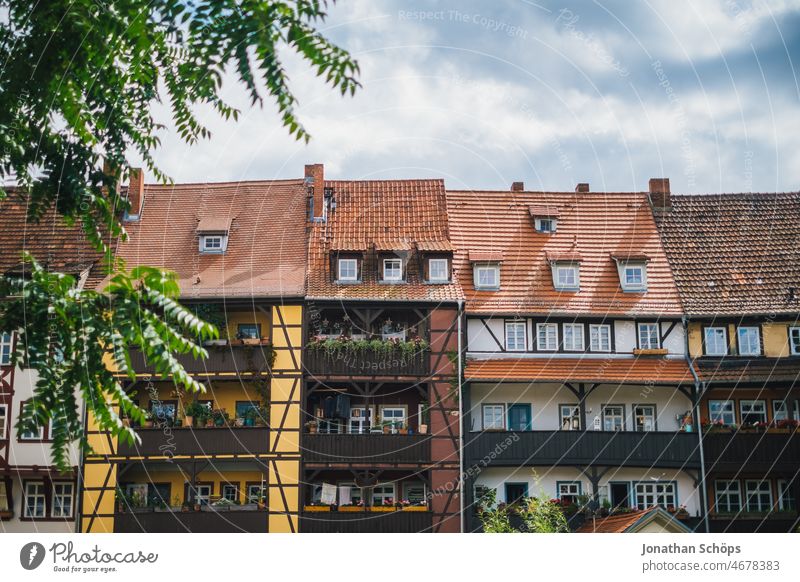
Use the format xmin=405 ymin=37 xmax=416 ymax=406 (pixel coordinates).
xmin=578 ymin=383 xmax=587 ymax=432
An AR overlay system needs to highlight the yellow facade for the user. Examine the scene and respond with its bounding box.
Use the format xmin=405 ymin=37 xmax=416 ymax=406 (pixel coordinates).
xmin=687 ymin=320 xmax=796 ymax=358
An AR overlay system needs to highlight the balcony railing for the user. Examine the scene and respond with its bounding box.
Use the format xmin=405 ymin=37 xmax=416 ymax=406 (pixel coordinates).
xmin=464 ymin=430 xmax=700 ymax=469
xmin=702 ymin=431 xmax=800 ymax=473
xmin=117 ymin=426 xmax=270 ymax=457
xmin=304 ymin=345 xmax=429 ymax=377
xmin=299 ymin=509 xmax=432 ymax=533
xmin=707 ymin=513 xmax=800 ymax=533
xmin=124 ymin=343 xmax=273 ymax=376
xmin=114 ymin=508 xmax=268 ymax=533
xmin=303 ymin=433 xmax=432 ymax=464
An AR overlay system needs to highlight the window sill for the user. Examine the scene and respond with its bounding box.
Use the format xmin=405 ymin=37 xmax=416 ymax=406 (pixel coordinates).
xmin=334 ymin=280 xmax=362 ymax=285
xmin=633 ymin=348 xmax=668 ymax=356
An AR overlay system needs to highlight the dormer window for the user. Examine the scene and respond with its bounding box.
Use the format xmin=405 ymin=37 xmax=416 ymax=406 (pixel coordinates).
xmin=337 ymin=258 xmax=359 ymax=282
xmin=200 ymin=234 xmax=227 ymax=253
xmin=529 ymin=205 xmax=560 ymax=233
xmin=535 ymin=218 xmax=556 ymax=233
xmin=383 ymin=258 xmax=404 ymax=282
xmin=554 ymin=264 xmax=579 ymax=290
xmin=613 ymin=254 xmax=650 ymax=292
xmin=474 ymin=264 xmax=500 ymax=290
xmin=427 ymin=258 xmax=450 ymax=283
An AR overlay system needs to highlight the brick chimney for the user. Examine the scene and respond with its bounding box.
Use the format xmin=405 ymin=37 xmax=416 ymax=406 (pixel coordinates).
xmin=575 ymin=183 xmax=590 ymax=193
xmin=648 ymin=178 xmax=671 ymax=211
xmin=126 ymin=168 xmax=145 ymax=221
xmin=305 ymin=163 xmax=325 ymax=221
xmin=511 ymin=182 xmax=524 ymax=192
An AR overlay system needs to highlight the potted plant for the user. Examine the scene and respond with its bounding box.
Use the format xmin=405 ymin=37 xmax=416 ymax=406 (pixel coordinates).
xmin=303 ymin=502 xmax=331 ymax=512
xmin=398 ymin=423 xmax=409 ymax=435
xmin=244 ymin=407 xmax=259 ymax=427
xmin=212 ymin=408 xmax=229 ymax=427
xmin=257 ymin=495 xmax=267 ymax=510
xmin=339 ymin=500 xmax=364 ymax=512
xmin=143 ymin=412 xmax=154 ymax=428
xmin=305 ymin=420 xmax=318 ymax=434
xmin=370 ymin=498 xmax=397 ymax=512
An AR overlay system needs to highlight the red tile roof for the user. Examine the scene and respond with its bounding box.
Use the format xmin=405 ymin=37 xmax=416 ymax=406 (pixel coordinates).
xmin=447 ymin=190 xmax=683 ymax=316
xmin=0 ymin=193 xmax=110 ymax=289
xmin=306 ymin=179 xmax=463 ymax=302
xmin=654 ymin=193 xmax=800 ymax=315
xmin=694 ymin=357 xmax=800 ymax=384
xmin=112 ymin=180 xmax=308 ymax=299
xmin=575 ymin=507 xmax=690 ymax=533
xmin=465 ymin=357 xmax=694 ymax=384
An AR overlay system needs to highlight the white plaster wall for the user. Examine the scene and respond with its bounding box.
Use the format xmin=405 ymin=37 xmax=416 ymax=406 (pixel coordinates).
xmin=614 ymin=320 xmax=637 ymax=352
xmin=0 ymin=475 xmax=77 ymax=533
xmin=662 ymin=322 xmax=686 ymax=356
xmin=467 ymin=318 xmax=505 ymax=352
xmin=473 ymin=466 xmax=701 ymax=516
xmin=468 ymin=382 xmax=692 ymax=432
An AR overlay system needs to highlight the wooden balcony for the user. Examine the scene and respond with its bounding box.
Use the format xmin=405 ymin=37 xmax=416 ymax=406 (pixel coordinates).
xmin=708 ymin=513 xmax=800 ymax=533
xmin=124 ymin=343 xmax=273 ymax=377
xmin=702 ymin=431 xmax=800 ymax=474
xmin=303 ymin=433 xmax=432 ymax=465
xmin=464 ymin=430 xmax=700 ymax=469
xmin=114 ymin=508 xmax=268 ymax=533
xmin=117 ymin=426 xmax=270 ymax=457
xmin=299 ymin=509 xmax=432 ymax=533
xmin=304 ymin=345 xmax=429 ymax=377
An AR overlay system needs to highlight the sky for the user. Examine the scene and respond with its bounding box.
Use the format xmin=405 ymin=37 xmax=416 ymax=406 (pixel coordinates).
xmin=143 ymin=0 xmax=800 ymax=194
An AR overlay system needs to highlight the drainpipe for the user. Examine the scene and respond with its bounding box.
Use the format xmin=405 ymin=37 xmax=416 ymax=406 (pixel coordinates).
xmin=457 ymin=299 xmax=465 ymax=534
xmin=684 ymin=314 xmax=710 ymax=533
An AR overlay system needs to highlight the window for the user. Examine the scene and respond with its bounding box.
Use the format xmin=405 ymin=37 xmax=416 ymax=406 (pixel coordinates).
xmin=559 ymin=405 xmax=580 ymax=430
xmin=222 ymin=484 xmax=239 ymax=503
xmin=482 ymin=404 xmax=505 ymax=430
xmin=317 ymin=419 xmax=343 ymax=434
xmin=709 ymin=400 xmax=735 ymax=426
xmin=383 ymin=258 xmax=403 ymax=282
xmin=554 ymin=264 xmax=579 ymax=290
xmin=772 ymin=400 xmax=799 ymax=422
xmin=638 ymin=323 xmax=660 ymax=350
xmin=791 ymin=327 xmax=800 ymax=355
xmin=740 ymin=400 xmax=767 ymax=425
xmin=0 ymin=481 xmax=9 ymax=513
xmin=247 ymin=484 xmax=266 ymax=504
xmin=19 ymin=407 xmax=44 ymax=441
xmin=737 ymin=326 xmax=760 ymax=355
xmin=24 ymin=482 xmax=46 ymax=518
xmin=237 ymin=323 xmax=261 ymax=340
xmin=52 ymin=482 xmax=74 ymax=518
xmin=536 ymin=323 xmax=558 ymax=351
xmin=745 ymin=480 xmax=773 ymax=512
xmin=504 ymin=482 xmax=528 ymax=504
xmin=557 ymin=482 xmax=582 ymax=504
xmin=623 ymin=265 xmax=646 ymax=290
xmin=634 ymin=482 xmax=676 ymax=510
xmin=149 ymin=401 xmax=176 ymax=426
xmin=633 ymin=405 xmax=656 ymax=432
xmin=474 ymin=264 xmax=500 ymax=289
xmin=563 ymin=323 xmax=584 ymax=351
xmin=0 ymin=332 xmax=12 ymax=365
xmin=535 ymin=217 xmax=556 ymax=233
xmin=704 ymin=327 xmax=728 ymax=356
xmin=380 ymin=407 xmax=406 ymax=434
xmin=507 ymin=404 xmax=532 ymax=431
xmin=715 ymin=480 xmax=741 ymax=513
xmin=402 ymin=481 xmax=427 ymax=505
xmin=372 ymin=484 xmax=395 ymax=505
xmin=337 ymin=258 xmax=358 ymax=282
xmin=428 ymin=258 xmax=449 ymax=282
xmin=589 ymin=324 xmax=611 ymax=352
xmin=602 ymin=405 xmax=624 ymax=431
xmin=349 ymin=407 xmax=372 ymax=435
xmin=235 ymin=401 xmax=260 ymax=424
xmin=190 ymin=484 xmax=212 ymax=505
xmin=0 ymin=404 xmax=6 ymax=440
xmin=778 ymin=480 xmax=796 ymax=511
xmin=505 ymin=321 xmax=526 ymax=351
xmin=200 ymin=235 xmax=226 ymax=253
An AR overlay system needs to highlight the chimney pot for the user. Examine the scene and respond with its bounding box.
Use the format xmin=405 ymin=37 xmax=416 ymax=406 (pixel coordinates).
xmin=126 ymin=168 xmax=144 ymax=221
xmin=648 ymin=178 xmax=671 ymax=211
xmin=305 ymin=163 xmax=325 ymax=221
xmin=511 ymin=182 xmax=524 ymax=192
xmin=575 ymin=183 xmax=590 ymax=193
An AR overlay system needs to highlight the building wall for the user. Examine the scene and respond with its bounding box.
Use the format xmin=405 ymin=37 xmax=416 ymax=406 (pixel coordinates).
xmin=472 ymin=466 xmax=701 ymax=516
xmin=687 ymin=320 xmax=798 ymax=358
xmin=467 ymin=382 xmax=692 ymax=432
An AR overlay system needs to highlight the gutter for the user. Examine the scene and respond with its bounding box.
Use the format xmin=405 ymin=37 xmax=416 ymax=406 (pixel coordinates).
xmin=457 ymin=299 xmax=465 ymax=534
xmin=683 ymin=314 xmax=710 ymax=534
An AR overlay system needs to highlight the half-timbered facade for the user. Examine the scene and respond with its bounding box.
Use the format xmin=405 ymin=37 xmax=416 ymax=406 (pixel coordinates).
xmin=80 ymin=173 xmax=306 ymax=533
xmin=655 ymin=190 xmax=800 ymax=533
xmin=448 ymin=179 xmax=704 ymax=531
xmin=301 ymin=166 xmax=462 ymax=532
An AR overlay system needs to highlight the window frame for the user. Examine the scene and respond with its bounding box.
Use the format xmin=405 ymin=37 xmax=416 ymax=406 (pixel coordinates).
xmin=237 ymin=323 xmax=261 ymax=340
xmin=589 ymin=324 xmax=611 ymax=352
xmin=221 ymin=483 xmax=240 ymax=503
xmin=0 ymin=332 xmax=12 ymax=366
xmin=633 ymin=404 xmax=657 ymax=432
xmin=382 ymin=258 xmax=404 ymax=282
xmin=481 ymin=404 xmax=506 ymax=431
xmin=559 ymin=404 xmax=581 ymax=431
xmin=618 ymin=261 xmax=648 ymax=292
xmin=199 ymin=234 xmax=227 ymax=254
xmin=708 ymin=400 xmax=736 ymax=426
xmin=744 ymin=479 xmax=773 ymax=513
xmin=740 ymin=399 xmax=767 ymax=425
xmin=637 ymin=323 xmax=660 ymax=350
xmin=634 ymin=481 xmax=677 ymax=510
xmin=246 ymin=483 xmax=266 ymax=504
xmin=473 ymin=263 xmax=500 ymax=290
xmin=534 ymin=217 xmax=557 ymax=233
xmin=22 ymin=481 xmax=46 ymax=519
xmin=737 ymin=326 xmax=761 ymax=356
xmin=562 ymin=323 xmax=585 ymax=351
xmin=18 ymin=401 xmax=46 ymax=441
xmin=372 ymin=483 xmax=396 ymax=505
xmin=51 ymin=481 xmax=75 ymax=518
xmin=504 ymin=320 xmax=527 ymax=352
xmin=714 ymin=480 xmax=742 ymax=514
xmin=427 ymin=258 xmax=449 ymax=283
xmin=536 ymin=323 xmax=559 ymax=351
xmin=337 ymin=258 xmax=359 ymax=282
xmin=601 ymin=404 xmax=625 ymax=432
xmin=778 ymin=480 xmax=796 ymax=511
xmin=379 ymin=406 xmax=407 ymax=434
xmin=556 ymin=481 xmax=582 ymax=504
xmin=790 ymin=327 xmax=800 ymax=355
xmin=703 ymin=326 xmax=728 ymax=356
xmin=554 ymin=263 xmax=580 ymax=291
xmin=0 ymin=404 xmax=6 ymax=440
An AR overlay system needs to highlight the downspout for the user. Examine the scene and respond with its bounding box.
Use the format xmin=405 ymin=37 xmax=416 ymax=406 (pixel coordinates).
xmin=684 ymin=314 xmax=710 ymax=533
xmin=457 ymin=299 xmax=465 ymax=534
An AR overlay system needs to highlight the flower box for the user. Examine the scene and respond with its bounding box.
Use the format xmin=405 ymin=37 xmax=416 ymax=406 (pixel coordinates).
xmin=401 ymin=505 xmax=428 ymax=512
xmin=338 ymin=506 xmax=364 ymax=512
xmin=632 ymin=348 xmax=668 ymax=356
xmin=303 ymin=505 xmax=331 ymax=512
xmin=369 ymin=506 xmax=396 ymax=512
